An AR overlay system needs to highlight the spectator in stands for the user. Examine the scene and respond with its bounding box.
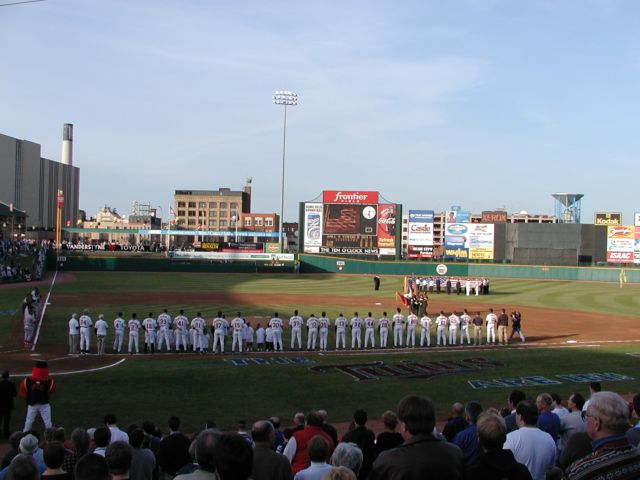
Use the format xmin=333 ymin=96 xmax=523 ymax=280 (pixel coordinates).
xmin=105 ymin=414 xmax=129 ymax=444
xmin=330 ymin=443 xmax=362 ymax=477
xmin=293 ymin=435 xmax=331 ymax=480
xmin=129 ymin=428 xmax=155 ymax=480
xmin=75 ymin=454 xmax=109 ymax=480
xmin=453 ymin=401 xmax=483 ymax=466
xmin=342 ymin=409 xmax=375 ymax=479
xmin=582 ymin=382 xmax=602 ymax=412
xmin=62 ymin=427 xmax=90 ymax=475
xmin=323 ymin=467 xmax=356 ymax=480
xmin=505 ymin=390 xmax=527 ymax=433
xmin=374 ymin=411 xmax=404 ymax=456
xmin=625 ymin=393 xmax=640 ymax=447
xmin=251 ymin=420 xmax=292 ymax=480
xmin=558 ymin=393 xmax=586 ymax=453
xmin=283 ymin=411 xmax=335 ymax=475
xmin=269 ymin=416 xmax=286 ymax=453
xmin=503 ymin=400 xmax=556 ymax=480
xmin=175 ymin=429 xmax=220 ymax=480
xmin=292 ymin=413 xmax=305 ymax=433
xmin=158 ymin=416 xmax=191 ymax=479
xmin=105 ymin=441 xmax=133 ymax=480
xmin=317 ymin=410 xmax=338 ymax=447
xmin=550 ymin=393 xmax=569 ymax=417
xmin=41 ymin=441 xmax=72 ymax=479
xmin=0 ymin=371 xmax=17 ymax=440
xmin=536 ymin=393 xmax=560 ymax=443
xmin=214 ymin=432 xmax=253 ymax=480
xmin=442 ymin=402 xmax=468 ymax=442
xmin=566 ymin=391 xmax=640 ymax=480
xmin=5 ymin=454 xmax=40 ymax=480
xmin=1 ymin=432 xmax=25 ymax=468
xmin=93 ymin=427 xmax=111 ymax=457
xmin=465 ymin=412 xmax=532 ymax=480
xmin=368 ymin=395 xmax=464 ymax=480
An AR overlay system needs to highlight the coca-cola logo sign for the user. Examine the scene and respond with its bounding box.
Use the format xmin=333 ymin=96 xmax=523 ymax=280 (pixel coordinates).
xmin=323 ymin=190 xmax=379 ymax=204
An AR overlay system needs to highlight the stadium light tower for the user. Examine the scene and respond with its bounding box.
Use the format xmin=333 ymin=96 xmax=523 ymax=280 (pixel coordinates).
xmin=273 ymin=90 xmax=298 ymax=253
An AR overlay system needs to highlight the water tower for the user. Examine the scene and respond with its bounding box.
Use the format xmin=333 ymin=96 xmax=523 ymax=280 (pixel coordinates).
xmin=552 ymin=193 xmax=584 ymax=224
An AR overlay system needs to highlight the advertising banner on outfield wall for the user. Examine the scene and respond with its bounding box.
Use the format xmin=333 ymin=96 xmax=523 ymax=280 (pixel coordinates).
xmin=635 ymin=213 xmax=640 ymax=227
xmin=303 ymin=203 xmax=323 ymax=252
xmin=606 ymin=225 xmax=635 ymax=264
xmin=407 ymin=210 xmax=434 ymax=258
xmin=444 ymin=223 xmax=469 ymax=259
xmin=635 ymin=227 xmax=640 ymax=265
xmin=595 ymin=212 xmax=623 ymax=226
xmin=377 ymin=204 xmax=397 ymax=250
xmin=468 ymin=224 xmax=495 ymax=260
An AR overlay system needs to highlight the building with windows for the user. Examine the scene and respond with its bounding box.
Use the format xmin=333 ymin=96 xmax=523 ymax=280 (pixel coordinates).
xmin=239 ymin=213 xmax=278 ymax=232
xmin=283 ymin=222 xmax=299 ymax=253
xmin=174 ymin=186 xmax=251 ymax=230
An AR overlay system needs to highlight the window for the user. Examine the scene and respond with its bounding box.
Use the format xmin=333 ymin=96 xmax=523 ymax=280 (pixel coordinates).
xmin=188 ymin=202 xmax=196 ymax=208
xmin=177 ymin=219 xmax=185 ymax=226
xmin=209 ymin=202 xmax=217 ymax=208
xmin=230 ymin=202 xmax=238 ymax=209
xmin=177 ymin=210 xmax=185 ymax=216
xmin=209 ymin=219 xmax=217 ymax=226
xmin=188 ymin=210 xmax=196 ymax=217
xmin=244 ymin=218 xmax=252 ymax=226
xmin=230 ymin=211 xmax=238 ymax=219
xmin=219 ymin=202 xmax=228 ymax=209
xmin=255 ymin=218 xmax=263 ymax=226
xmin=199 ymin=202 xmax=207 ymax=208
xmin=265 ymin=218 xmax=273 ymax=226
xmin=219 ymin=211 xmax=227 ymax=218
xmin=177 ymin=202 xmax=186 ymax=208
xmin=209 ymin=211 xmax=217 ymax=217
xmin=187 ymin=219 xmax=196 ymax=225
xmin=219 ymin=220 xmax=227 ymax=227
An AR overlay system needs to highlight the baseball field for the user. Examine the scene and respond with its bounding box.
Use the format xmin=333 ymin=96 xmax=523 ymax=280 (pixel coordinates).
xmin=1 ymin=271 xmax=639 ymax=436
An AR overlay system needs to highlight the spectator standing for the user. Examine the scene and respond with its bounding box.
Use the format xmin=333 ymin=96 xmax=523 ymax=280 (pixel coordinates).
xmin=158 ymin=416 xmax=191 ymax=479
xmin=105 ymin=414 xmax=129 ymax=444
xmin=329 ymin=443 xmax=362 ymax=477
xmin=175 ymin=429 xmax=220 ymax=480
xmin=0 ymin=371 xmax=17 ymax=439
xmin=294 ymin=435 xmax=331 ymax=480
xmin=74 ymin=454 xmax=109 ymax=480
xmin=129 ymin=428 xmax=155 ymax=480
xmin=317 ymin=410 xmax=338 ymax=447
xmin=441 ymin=403 xmax=468 ymax=442
xmin=61 ymin=428 xmax=90 ymax=476
xmin=341 ymin=410 xmax=375 ymax=480
xmin=626 ymin=393 xmax=640 ymax=447
xmin=251 ymin=420 xmax=292 ymax=480
xmin=535 ymin=394 xmax=561 ymax=443
xmin=105 ymin=441 xmax=133 ymax=480
xmin=214 ymin=433 xmax=253 ymax=480
xmin=453 ymin=401 xmax=483 ymax=466
xmin=41 ymin=441 xmax=73 ymax=479
xmin=283 ymin=411 xmax=335 ymax=475
xmin=558 ymin=393 xmax=586 ymax=453
xmin=374 ymin=411 xmax=404 ymax=456
xmin=505 ymin=390 xmax=527 ymax=433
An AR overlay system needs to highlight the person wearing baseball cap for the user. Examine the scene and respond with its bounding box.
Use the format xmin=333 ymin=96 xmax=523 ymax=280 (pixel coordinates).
xmin=20 ymin=361 xmax=56 ymax=432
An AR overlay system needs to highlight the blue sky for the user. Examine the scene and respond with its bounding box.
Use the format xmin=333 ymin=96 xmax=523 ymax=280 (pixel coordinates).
xmin=1 ymin=0 xmax=637 ymax=223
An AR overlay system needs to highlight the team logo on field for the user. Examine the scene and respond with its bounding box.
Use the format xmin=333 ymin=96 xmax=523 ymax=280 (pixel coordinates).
xmin=310 ymin=357 xmax=503 ymax=381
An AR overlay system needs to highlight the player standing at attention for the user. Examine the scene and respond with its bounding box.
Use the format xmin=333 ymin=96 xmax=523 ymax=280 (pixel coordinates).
xmin=460 ymin=309 xmax=472 ymax=345
xmin=289 ymin=310 xmax=303 ymax=351
xmin=392 ymin=308 xmax=404 ymax=347
xmin=190 ymin=313 xmax=206 ymax=352
xmin=94 ymin=314 xmax=109 ymax=355
xmin=472 ymin=311 xmax=483 ymax=345
xmin=486 ymin=308 xmax=497 ymax=345
xmin=212 ymin=312 xmax=226 ymax=354
xmin=420 ymin=313 xmax=432 ymax=347
xmin=255 ymin=323 xmax=265 ymax=351
xmin=142 ymin=313 xmax=157 ymax=354
xmin=156 ymin=309 xmax=172 ymax=352
xmin=231 ymin=312 xmax=245 ymax=353
xmin=68 ymin=313 xmax=79 ymax=355
xmin=335 ymin=313 xmax=347 ymax=350
xmin=350 ymin=312 xmax=363 ymax=349
xmin=244 ymin=321 xmax=254 ymax=352
xmin=364 ymin=312 xmax=376 ymax=349
xmin=406 ymin=311 xmax=418 ymax=347
xmin=436 ymin=311 xmax=448 ymax=346
xmin=128 ymin=313 xmax=141 ymax=354
xmin=78 ymin=310 xmax=93 ymax=355
xmin=269 ymin=313 xmax=283 ymax=352
xmin=318 ymin=312 xmax=330 ymax=352
xmin=378 ymin=312 xmax=390 ymax=348
xmin=448 ymin=311 xmax=460 ymax=345
xmin=306 ymin=314 xmax=319 ymax=351
xmin=113 ymin=312 xmax=126 ymax=353
xmin=173 ymin=310 xmax=189 ymax=351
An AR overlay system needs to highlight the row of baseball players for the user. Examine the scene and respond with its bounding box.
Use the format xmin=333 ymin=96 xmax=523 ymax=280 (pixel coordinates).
xmin=68 ymin=307 xmax=525 ymax=355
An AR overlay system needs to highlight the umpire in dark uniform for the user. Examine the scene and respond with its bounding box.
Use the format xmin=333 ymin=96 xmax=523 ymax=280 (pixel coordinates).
xmin=373 ymin=275 xmax=381 ymax=291
xmin=0 ymin=370 xmax=17 ymax=439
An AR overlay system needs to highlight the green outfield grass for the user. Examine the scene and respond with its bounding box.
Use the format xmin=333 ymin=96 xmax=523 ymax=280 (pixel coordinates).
xmin=2 ymin=271 xmax=640 ymax=435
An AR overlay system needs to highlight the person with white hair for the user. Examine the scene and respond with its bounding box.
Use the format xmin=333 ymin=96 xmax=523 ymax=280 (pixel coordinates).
xmin=330 ymin=443 xmax=362 ymax=477
xmin=95 ymin=314 xmax=109 ymax=355
xmin=68 ymin=313 xmax=79 ymax=355
xmin=566 ymin=391 xmax=640 ymax=480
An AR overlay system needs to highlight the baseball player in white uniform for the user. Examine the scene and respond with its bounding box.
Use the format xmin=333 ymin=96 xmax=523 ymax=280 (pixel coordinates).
xmin=334 ymin=313 xmax=347 ymax=350
xmin=231 ymin=312 xmax=245 ymax=353
xmin=243 ymin=322 xmax=254 ymax=352
xmin=269 ymin=313 xmax=284 ymax=352
xmin=128 ymin=313 xmax=141 ymax=354
xmin=142 ymin=313 xmax=157 ymax=354
xmin=191 ymin=313 xmax=206 ymax=352
xmin=318 ymin=312 xmax=330 ymax=352
xmin=156 ymin=309 xmax=172 ymax=352
xmin=486 ymin=308 xmax=497 ymax=344
xmin=406 ymin=312 xmax=418 ymax=347
xmin=392 ymin=308 xmax=404 ymax=347
xmin=113 ymin=312 xmax=126 ymax=353
xmin=420 ymin=314 xmax=432 ymax=347
xmin=448 ymin=312 xmax=460 ymax=345
xmin=436 ymin=311 xmax=448 ymax=346
xmin=212 ymin=312 xmax=227 ymax=354
xmin=350 ymin=312 xmax=363 ymax=349
xmin=289 ymin=310 xmax=303 ymax=351
xmin=364 ymin=313 xmax=376 ymax=349
xmin=378 ymin=313 xmax=390 ymax=348
xmin=306 ymin=314 xmax=319 ymax=350
xmin=255 ymin=323 xmax=265 ymax=351
xmin=94 ymin=314 xmax=109 ymax=355
xmin=78 ymin=310 xmax=93 ymax=355
xmin=173 ymin=310 xmax=189 ymax=351
xmin=68 ymin=313 xmax=79 ymax=355
xmin=460 ymin=309 xmax=472 ymax=345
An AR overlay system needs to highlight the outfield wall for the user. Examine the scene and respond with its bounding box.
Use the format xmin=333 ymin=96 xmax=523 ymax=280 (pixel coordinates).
xmin=299 ymin=254 xmax=640 ymax=283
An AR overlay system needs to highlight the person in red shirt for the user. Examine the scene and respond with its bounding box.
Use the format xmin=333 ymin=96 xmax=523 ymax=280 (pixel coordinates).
xmin=283 ymin=411 xmax=335 ymax=474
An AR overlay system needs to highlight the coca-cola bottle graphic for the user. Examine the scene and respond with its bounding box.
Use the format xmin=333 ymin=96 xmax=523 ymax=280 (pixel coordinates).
xmin=378 ymin=206 xmax=396 ymax=236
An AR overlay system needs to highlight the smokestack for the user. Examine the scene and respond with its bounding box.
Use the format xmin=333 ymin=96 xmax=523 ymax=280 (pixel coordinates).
xmin=61 ymin=123 xmax=73 ymax=165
